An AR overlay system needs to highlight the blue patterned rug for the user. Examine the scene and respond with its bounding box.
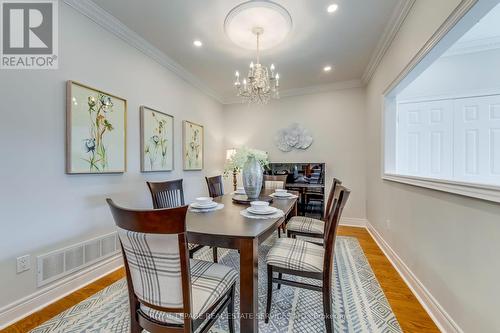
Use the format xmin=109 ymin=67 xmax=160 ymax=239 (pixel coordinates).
xmin=30 ymin=236 xmax=401 ymax=333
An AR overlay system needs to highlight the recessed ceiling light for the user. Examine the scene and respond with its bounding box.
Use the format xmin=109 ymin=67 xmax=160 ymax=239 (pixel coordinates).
xmin=193 ymin=40 xmax=203 ymax=47
xmin=324 ymin=65 xmax=333 ymax=72
xmin=327 ymin=3 xmax=338 ymax=13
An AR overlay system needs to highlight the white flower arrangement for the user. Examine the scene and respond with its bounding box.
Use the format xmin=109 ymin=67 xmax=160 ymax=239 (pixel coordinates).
xmin=224 ymin=147 xmax=269 ymax=176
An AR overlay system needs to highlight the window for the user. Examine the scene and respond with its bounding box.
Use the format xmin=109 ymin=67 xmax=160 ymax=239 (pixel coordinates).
xmin=383 ymin=2 xmax=500 ymax=203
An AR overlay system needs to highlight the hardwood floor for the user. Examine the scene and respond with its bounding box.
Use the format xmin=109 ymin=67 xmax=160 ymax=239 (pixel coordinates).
xmin=2 ymin=269 xmax=125 ymax=333
xmin=338 ymin=226 xmax=439 ymax=333
xmin=2 ymin=226 xmax=439 ymax=333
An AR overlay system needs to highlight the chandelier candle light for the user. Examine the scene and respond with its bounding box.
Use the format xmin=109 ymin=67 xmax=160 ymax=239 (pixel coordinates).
xmin=234 ymin=27 xmax=280 ymax=104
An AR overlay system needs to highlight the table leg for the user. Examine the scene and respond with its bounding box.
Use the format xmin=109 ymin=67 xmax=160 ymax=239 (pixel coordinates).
xmin=239 ymin=238 xmax=259 ymax=332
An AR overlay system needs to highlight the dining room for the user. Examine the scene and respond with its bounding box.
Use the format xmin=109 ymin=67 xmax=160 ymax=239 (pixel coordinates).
xmin=1 ymin=1 xmax=500 ymax=333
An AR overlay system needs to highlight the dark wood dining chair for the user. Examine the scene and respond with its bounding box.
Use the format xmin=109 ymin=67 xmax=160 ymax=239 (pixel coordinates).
xmin=263 ymin=174 xmax=290 ymax=237
xmin=146 ymin=179 xmax=208 ymax=261
xmin=147 ymin=179 xmax=185 ymax=208
xmin=263 ymin=174 xmax=288 ymax=190
xmin=265 ymin=186 xmax=350 ymax=333
xmin=205 ymin=175 xmax=224 ymax=198
xmin=286 ymin=178 xmax=342 ymax=243
xmin=106 ymin=199 xmax=237 ymax=333
xmin=204 ymin=176 xmax=223 ymax=262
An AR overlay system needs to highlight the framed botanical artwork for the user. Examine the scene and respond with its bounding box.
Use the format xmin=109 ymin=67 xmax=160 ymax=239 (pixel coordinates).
xmin=182 ymin=120 xmax=204 ymax=170
xmin=66 ymin=81 xmax=127 ymax=174
xmin=140 ymin=106 xmax=174 ymax=172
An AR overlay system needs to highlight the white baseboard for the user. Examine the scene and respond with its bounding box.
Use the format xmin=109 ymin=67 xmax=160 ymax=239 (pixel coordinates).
xmin=365 ymin=221 xmax=463 ymax=333
xmin=0 ymin=254 xmax=123 ymax=329
xmin=340 ymin=217 xmax=368 ymax=227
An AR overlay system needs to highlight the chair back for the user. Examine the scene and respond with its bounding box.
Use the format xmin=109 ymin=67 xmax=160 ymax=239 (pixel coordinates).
xmin=322 ymin=186 xmax=350 ymax=280
xmin=106 ymin=199 xmax=192 ymax=329
xmin=324 ymin=178 xmax=342 ymax=221
xmin=147 ymin=179 xmax=185 ymax=209
xmin=205 ymin=175 xmax=224 ymax=198
xmin=263 ymin=174 xmax=288 ymax=190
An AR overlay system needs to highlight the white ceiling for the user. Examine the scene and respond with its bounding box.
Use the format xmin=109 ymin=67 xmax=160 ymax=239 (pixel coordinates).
xmin=90 ymin=0 xmax=403 ymax=103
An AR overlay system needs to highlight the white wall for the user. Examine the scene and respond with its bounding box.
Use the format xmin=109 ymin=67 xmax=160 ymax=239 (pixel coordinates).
xmin=399 ymin=48 xmax=500 ymax=100
xmin=0 ymin=2 xmax=225 ymax=312
xmin=223 ymin=88 xmax=367 ymax=221
xmin=365 ymin=0 xmax=500 ymax=332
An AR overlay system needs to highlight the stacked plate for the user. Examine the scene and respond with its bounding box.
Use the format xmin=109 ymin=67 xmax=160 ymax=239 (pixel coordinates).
xmin=234 ymin=186 xmax=246 ymax=195
xmin=190 ymin=197 xmax=218 ymax=210
xmin=273 ymin=189 xmax=293 ymax=198
xmin=246 ymin=201 xmax=278 ymax=215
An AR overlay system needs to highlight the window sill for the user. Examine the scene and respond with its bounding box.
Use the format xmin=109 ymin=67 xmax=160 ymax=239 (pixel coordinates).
xmin=382 ymin=173 xmax=500 ymax=204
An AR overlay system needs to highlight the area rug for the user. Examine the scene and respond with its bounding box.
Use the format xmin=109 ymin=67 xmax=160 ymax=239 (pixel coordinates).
xmin=30 ymin=236 xmax=402 ymax=333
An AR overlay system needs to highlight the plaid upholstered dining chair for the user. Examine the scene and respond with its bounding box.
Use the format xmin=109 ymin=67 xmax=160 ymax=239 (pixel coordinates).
xmin=264 ymin=186 xmax=350 ymax=333
xmin=263 ymin=174 xmax=288 ymax=190
xmin=263 ymin=174 xmax=290 ymax=238
xmin=147 ymin=179 xmax=212 ymax=261
xmin=107 ymin=199 xmax=237 ymax=333
xmin=286 ymin=178 xmax=342 ymax=243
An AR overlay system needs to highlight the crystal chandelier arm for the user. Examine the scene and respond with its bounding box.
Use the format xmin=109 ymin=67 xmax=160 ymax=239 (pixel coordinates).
xmin=256 ymin=32 xmax=260 ymax=64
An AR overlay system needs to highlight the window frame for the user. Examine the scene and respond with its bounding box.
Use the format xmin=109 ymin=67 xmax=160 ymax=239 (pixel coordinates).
xmin=381 ymin=0 xmax=500 ymax=203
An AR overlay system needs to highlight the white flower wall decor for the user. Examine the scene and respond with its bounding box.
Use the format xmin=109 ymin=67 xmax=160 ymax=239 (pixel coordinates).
xmin=275 ymin=123 xmax=313 ymax=152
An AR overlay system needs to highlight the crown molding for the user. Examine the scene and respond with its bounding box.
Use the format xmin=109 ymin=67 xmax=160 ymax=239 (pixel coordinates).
xmin=361 ymin=0 xmax=416 ymax=84
xmin=222 ymin=79 xmax=364 ymax=104
xmin=63 ymin=0 xmax=224 ymax=104
xmin=442 ymin=35 xmax=500 ymax=57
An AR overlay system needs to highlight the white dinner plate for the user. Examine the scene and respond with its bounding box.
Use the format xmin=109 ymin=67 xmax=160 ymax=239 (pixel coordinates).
xmin=191 ymin=202 xmax=218 ymax=209
xmin=247 ymin=207 xmax=277 ymax=215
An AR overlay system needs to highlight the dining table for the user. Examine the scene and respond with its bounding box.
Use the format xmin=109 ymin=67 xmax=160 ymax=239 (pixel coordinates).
xmin=186 ymin=189 xmax=298 ymax=332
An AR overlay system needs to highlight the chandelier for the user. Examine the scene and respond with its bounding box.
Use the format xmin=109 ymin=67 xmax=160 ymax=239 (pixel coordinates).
xmin=233 ymin=27 xmax=280 ymax=104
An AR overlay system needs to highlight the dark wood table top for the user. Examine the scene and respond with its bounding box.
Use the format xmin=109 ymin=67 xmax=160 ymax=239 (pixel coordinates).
xmin=186 ymin=189 xmax=297 ymax=239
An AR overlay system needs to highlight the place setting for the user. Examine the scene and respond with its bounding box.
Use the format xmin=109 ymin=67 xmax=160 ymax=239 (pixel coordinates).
xmin=233 ymin=186 xmax=246 ymax=195
xmin=189 ymin=196 xmax=224 ymax=213
xmin=240 ymin=200 xmax=284 ymax=219
xmin=232 ymin=186 xmax=274 ymax=204
xmin=269 ymin=188 xmax=298 ymax=199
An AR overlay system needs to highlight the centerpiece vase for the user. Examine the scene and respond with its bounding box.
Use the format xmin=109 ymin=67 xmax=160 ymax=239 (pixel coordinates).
xmin=242 ymin=155 xmax=263 ymax=199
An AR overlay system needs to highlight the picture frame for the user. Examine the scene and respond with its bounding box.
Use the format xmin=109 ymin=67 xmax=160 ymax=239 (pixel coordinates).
xmin=182 ymin=120 xmax=204 ymax=170
xmin=66 ymin=81 xmax=127 ymax=174
xmin=140 ymin=106 xmax=174 ymax=172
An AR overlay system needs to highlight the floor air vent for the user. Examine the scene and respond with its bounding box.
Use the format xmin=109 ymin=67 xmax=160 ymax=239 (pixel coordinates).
xmin=37 ymin=232 xmax=120 ymax=287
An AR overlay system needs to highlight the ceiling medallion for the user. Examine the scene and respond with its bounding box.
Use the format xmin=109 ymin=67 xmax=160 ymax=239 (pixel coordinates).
xmin=225 ymin=1 xmax=292 ymax=104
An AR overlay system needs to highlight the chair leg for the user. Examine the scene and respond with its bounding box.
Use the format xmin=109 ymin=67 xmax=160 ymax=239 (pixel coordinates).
xmin=129 ymin=308 xmax=142 ymax=333
xmin=323 ymin=282 xmax=333 ymax=333
xmin=265 ymin=265 xmax=273 ymax=324
xmin=228 ymin=285 xmax=235 ymax=333
xmin=278 ymin=227 xmax=281 ymax=238
xmin=277 ymin=272 xmax=282 ymax=289
xmin=212 ymin=247 xmax=218 ymax=263
xmin=130 ymin=319 xmax=142 ymax=333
